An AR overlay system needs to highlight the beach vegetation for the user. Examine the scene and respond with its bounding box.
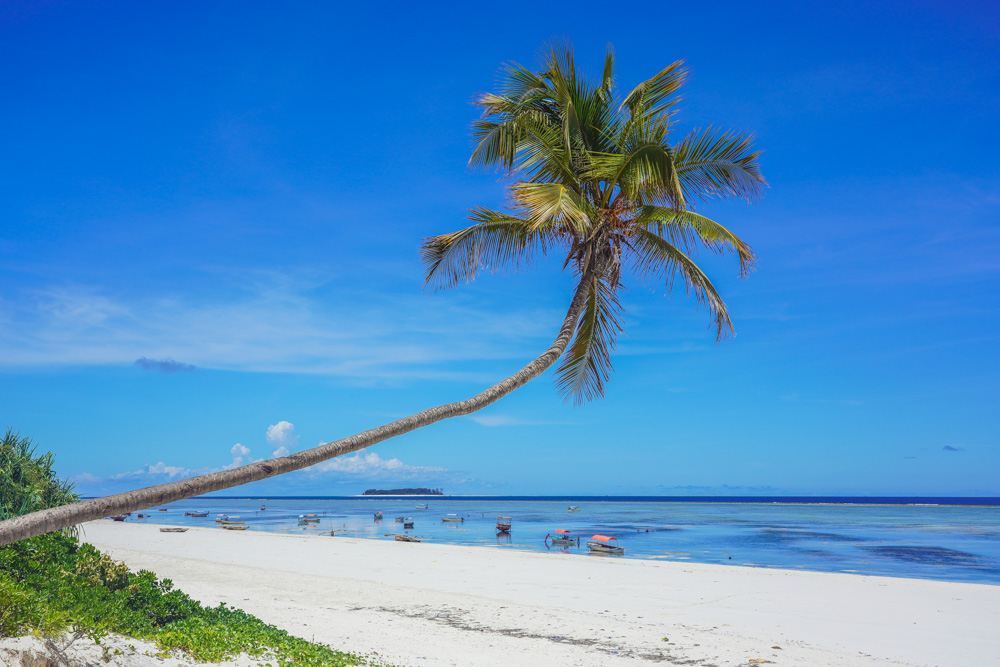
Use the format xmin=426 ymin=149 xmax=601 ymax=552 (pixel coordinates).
xmin=0 ymin=429 xmax=78 ymax=523
xmin=0 ymin=532 xmax=379 ymax=665
xmin=0 ymin=43 xmax=765 ymax=545
xmin=0 ymin=436 xmax=383 ymax=666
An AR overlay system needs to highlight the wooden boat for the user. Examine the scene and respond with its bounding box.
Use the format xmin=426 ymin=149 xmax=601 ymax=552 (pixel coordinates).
xmin=298 ymin=514 xmax=321 ymax=522
xmin=395 ymin=534 xmax=420 ymax=542
xmin=159 ymin=527 xmax=188 ymax=533
xmin=586 ymin=535 xmax=624 ymax=555
xmin=374 ymin=511 xmax=383 ymax=520
xmin=568 ymin=506 xmax=581 ymax=512
xmin=157 ymin=508 xmax=168 ymax=512
xmin=415 ymin=504 xmax=429 ymax=509
xmin=441 ymin=514 xmax=464 ymax=523
xmin=223 ymin=524 xmax=249 ymax=531
xmin=546 ymin=529 xmax=576 ymax=547
xmin=216 ymin=514 xmax=240 ymax=523
xmin=110 ymin=514 xmax=127 ymax=521
xmin=394 ymin=516 xmax=405 ymax=522
xmin=260 ymin=505 xmax=266 ymax=511
xmin=496 ymin=516 xmax=512 ymax=533
xmin=186 ymin=510 xmax=209 ymax=518
xmin=403 ymin=520 xmax=414 ymax=529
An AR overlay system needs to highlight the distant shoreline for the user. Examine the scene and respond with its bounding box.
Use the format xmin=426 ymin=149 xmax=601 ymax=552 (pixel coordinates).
xmin=88 ymin=494 xmax=1000 ymax=507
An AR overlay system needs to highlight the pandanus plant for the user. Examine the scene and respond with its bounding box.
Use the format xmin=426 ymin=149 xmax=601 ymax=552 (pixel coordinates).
xmin=0 ymin=44 xmax=765 ymax=545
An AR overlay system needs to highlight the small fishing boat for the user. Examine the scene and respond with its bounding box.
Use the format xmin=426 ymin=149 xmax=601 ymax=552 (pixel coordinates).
xmin=217 ymin=514 xmax=240 ymax=522
xmin=157 ymin=508 xmax=168 ymax=512
xmin=394 ymin=516 xmax=405 ymax=522
xmin=403 ymin=519 xmax=414 ymax=529
xmin=415 ymin=504 xmax=429 ymax=509
xmin=374 ymin=511 xmax=383 ymax=520
xmin=159 ymin=527 xmax=188 ymax=533
xmin=186 ymin=510 xmax=209 ymax=517
xmin=223 ymin=524 xmax=248 ymax=531
xmin=496 ymin=516 xmax=512 ymax=533
xmin=568 ymin=506 xmax=581 ymax=512
xmin=441 ymin=514 xmax=464 ymax=523
xmin=297 ymin=514 xmax=321 ymax=525
xmin=587 ymin=535 xmax=624 ymax=555
xmin=395 ymin=534 xmax=420 ymax=542
xmin=260 ymin=505 xmax=266 ymax=511
xmin=110 ymin=514 xmax=127 ymax=521
xmin=546 ymin=529 xmax=576 ymax=547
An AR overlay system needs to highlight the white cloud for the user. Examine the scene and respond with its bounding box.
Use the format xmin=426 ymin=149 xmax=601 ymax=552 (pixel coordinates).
xmin=266 ymin=421 xmax=298 ymax=457
xmin=226 ymin=442 xmax=251 ymax=469
xmin=310 ymin=451 xmax=445 ymax=480
xmin=111 ymin=461 xmax=191 ymax=480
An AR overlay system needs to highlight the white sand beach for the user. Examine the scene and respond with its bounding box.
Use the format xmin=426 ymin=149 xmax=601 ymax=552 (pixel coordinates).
xmin=80 ymin=521 xmax=999 ymax=667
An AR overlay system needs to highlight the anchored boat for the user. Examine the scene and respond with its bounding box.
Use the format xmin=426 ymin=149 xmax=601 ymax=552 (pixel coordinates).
xmin=441 ymin=514 xmax=464 ymax=523
xmin=496 ymin=516 xmax=512 ymax=533
xmin=586 ymin=535 xmax=624 ymax=555
xmin=546 ymin=529 xmax=576 ymax=547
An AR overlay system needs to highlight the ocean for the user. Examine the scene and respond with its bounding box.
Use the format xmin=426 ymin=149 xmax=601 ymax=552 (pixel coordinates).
xmin=112 ymin=496 xmax=1000 ymax=585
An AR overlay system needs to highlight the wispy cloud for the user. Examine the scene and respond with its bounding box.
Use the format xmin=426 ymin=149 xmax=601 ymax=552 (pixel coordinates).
xmin=0 ymin=275 xmax=568 ymax=381
xmin=779 ymin=393 xmax=862 ymax=406
xmin=466 ymin=414 xmax=577 ymax=427
xmin=134 ymin=357 xmax=195 ymax=373
xmin=110 ymin=461 xmax=194 ymax=480
xmin=308 ymin=451 xmax=446 ymax=480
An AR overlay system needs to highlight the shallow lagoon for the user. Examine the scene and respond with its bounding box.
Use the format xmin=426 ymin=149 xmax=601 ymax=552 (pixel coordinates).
xmin=118 ymin=497 xmax=1000 ymax=584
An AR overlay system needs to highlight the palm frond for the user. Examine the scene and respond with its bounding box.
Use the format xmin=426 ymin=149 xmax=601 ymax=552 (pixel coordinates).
xmin=673 ymin=127 xmax=767 ymax=203
xmin=469 ymin=119 xmax=522 ymax=170
xmin=511 ymin=182 xmax=592 ymax=232
xmin=621 ymin=61 xmax=687 ymax=119
xmin=554 ymin=274 xmax=623 ymax=404
xmin=600 ymin=45 xmax=615 ymax=96
xmin=635 ymin=206 xmax=757 ymax=277
xmin=627 ymin=229 xmax=734 ymax=341
xmin=421 ymin=210 xmax=554 ymax=290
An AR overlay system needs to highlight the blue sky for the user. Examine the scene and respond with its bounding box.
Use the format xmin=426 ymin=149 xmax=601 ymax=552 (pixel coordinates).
xmin=1 ymin=1 xmax=997 ymax=496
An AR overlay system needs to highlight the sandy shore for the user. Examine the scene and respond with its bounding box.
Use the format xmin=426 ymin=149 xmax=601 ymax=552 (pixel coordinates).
xmin=80 ymin=521 xmax=999 ymax=666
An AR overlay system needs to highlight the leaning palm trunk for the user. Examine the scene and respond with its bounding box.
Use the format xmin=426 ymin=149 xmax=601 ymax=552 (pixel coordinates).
xmin=0 ymin=280 xmax=590 ymax=546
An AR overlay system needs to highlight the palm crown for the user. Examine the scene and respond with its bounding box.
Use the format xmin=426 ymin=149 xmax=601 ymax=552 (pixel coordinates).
xmin=422 ymin=44 xmax=766 ymax=404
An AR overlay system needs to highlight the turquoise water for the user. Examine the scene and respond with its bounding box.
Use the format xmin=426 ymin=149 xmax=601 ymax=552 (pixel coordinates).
xmin=119 ymin=497 xmax=1000 ymax=584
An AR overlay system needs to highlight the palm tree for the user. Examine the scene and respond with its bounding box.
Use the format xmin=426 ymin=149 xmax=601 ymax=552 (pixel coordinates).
xmin=0 ymin=44 xmax=765 ymax=545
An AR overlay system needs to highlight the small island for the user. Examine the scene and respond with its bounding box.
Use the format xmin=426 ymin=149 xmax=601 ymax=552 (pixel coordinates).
xmin=362 ymin=487 xmax=443 ymax=496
